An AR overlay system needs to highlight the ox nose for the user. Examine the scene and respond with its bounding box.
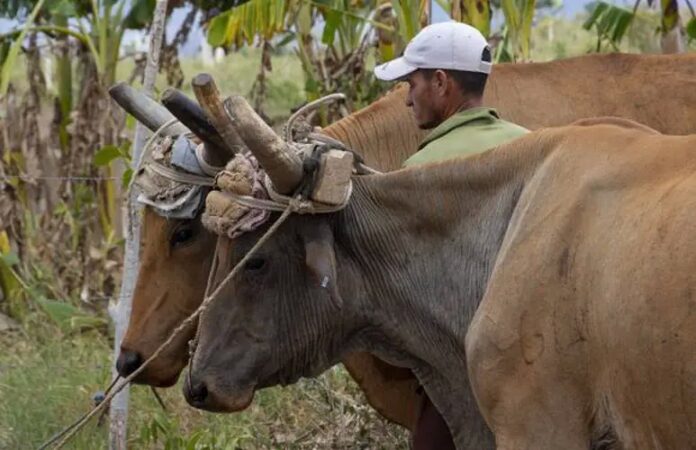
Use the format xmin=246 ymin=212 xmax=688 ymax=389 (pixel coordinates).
xmin=184 ymin=380 xmax=209 ymax=406
xmin=116 ymin=349 xmax=143 ymax=377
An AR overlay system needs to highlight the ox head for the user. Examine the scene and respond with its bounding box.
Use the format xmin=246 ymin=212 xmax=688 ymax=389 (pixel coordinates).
xmin=116 ymin=207 xmax=217 ymax=386
xmin=116 ymin=140 xmax=230 ymax=386
xmin=184 ymin=96 xmax=350 ymax=412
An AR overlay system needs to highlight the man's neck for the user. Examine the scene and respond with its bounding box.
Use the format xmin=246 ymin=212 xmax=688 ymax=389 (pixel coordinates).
xmin=439 ymin=96 xmax=484 ymax=125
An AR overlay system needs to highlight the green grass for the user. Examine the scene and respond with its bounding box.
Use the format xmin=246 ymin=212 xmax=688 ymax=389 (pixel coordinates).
xmin=0 ymin=324 xmax=408 ymax=449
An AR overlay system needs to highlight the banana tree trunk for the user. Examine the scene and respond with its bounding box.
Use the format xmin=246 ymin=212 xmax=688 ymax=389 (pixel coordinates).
xmin=108 ymin=1 xmax=169 ymax=449
xmin=54 ymin=14 xmax=72 ymax=150
xmin=660 ymin=0 xmax=684 ymax=53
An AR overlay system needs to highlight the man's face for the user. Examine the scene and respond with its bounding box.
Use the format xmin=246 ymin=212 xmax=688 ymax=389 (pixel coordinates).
xmin=404 ymin=70 xmax=444 ymax=129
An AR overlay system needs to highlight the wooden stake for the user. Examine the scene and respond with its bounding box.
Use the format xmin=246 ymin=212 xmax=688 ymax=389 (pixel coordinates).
xmin=108 ymin=1 xmax=169 ymax=449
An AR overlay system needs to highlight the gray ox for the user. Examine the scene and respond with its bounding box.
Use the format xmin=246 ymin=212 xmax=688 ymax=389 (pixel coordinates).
xmin=186 ymin=95 xmax=688 ymax=449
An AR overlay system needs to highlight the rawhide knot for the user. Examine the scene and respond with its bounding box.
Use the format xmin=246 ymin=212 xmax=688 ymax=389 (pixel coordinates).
xmin=202 ymin=152 xmax=271 ymax=239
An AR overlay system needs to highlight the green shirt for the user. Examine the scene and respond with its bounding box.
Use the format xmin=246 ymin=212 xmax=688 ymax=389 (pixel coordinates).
xmin=403 ymin=107 xmax=529 ymax=167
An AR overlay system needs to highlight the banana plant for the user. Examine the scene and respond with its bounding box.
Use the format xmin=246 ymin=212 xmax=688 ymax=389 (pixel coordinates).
xmin=0 ymin=0 xmax=46 ymax=96
xmin=389 ymin=0 xmax=428 ymax=41
xmin=206 ymin=0 xmax=293 ymax=48
xmin=498 ymin=0 xmax=536 ymax=61
xmin=207 ymin=0 xmax=400 ymax=120
xmin=582 ymin=1 xmax=636 ymax=52
xmin=584 ymin=0 xmax=696 ymax=53
xmin=450 ymin=0 xmax=492 ymax=37
xmin=6 ymin=0 xmax=164 ymax=84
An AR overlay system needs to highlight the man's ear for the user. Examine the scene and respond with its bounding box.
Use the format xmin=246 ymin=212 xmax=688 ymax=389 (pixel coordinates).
xmin=433 ymin=69 xmax=449 ymax=95
xmin=302 ymin=220 xmax=342 ymax=309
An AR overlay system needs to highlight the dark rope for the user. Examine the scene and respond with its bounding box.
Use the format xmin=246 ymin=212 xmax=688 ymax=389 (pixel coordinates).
xmin=150 ymin=387 xmax=167 ymax=412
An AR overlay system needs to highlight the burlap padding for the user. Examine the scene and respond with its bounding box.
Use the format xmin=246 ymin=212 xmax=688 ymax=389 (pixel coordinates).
xmin=202 ymin=191 xmax=250 ymax=237
xmin=134 ymin=135 xmax=209 ymax=219
xmin=134 ymin=136 xmax=178 ymax=199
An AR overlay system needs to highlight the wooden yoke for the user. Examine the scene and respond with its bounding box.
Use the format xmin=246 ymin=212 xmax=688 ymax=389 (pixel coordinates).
xmin=311 ymin=150 xmax=354 ymax=206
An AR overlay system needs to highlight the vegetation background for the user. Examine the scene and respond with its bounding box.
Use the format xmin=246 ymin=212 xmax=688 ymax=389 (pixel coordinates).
xmin=0 ymin=0 xmax=694 ymax=448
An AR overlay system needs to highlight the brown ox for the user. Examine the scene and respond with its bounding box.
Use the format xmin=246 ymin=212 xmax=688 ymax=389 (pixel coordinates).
xmin=119 ymin=52 xmax=696 ymax=430
xmin=186 ymin=110 xmax=687 ymax=450
xmin=464 ymin=125 xmax=696 ymax=448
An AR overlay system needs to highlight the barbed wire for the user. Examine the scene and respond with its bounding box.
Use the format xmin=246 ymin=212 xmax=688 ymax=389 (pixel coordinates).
xmin=0 ymin=175 xmax=120 ymax=182
xmin=80 ymin=295 xmax=131 ymax=302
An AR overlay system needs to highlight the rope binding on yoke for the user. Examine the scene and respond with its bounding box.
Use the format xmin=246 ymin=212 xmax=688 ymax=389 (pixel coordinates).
xmin=201 ymin=142 xmax=354 ymax=240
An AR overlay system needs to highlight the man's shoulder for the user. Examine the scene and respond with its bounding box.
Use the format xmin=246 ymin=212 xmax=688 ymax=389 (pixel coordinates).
xmin=440 ymin=113 xmax=529 ymax=142
xmin=493 ymin=118 xmax=530 ymax=136
xmin=403 ymin=115 xmax=529 ymax=167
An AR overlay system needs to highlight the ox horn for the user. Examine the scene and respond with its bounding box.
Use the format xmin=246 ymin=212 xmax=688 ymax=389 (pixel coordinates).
xmin=160 ymin=88 xmax=234 ymax=168
xmin=109 ymin=82 xmax=188 ymax=136
xmin=223 ymin=95 xmax=303 ymax=195
xmin=191 ymin=74 xmax=247 ymax=156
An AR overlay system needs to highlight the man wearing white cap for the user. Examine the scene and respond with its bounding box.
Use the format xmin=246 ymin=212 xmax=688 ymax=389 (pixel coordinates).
xmin=374 ymin=21 xmax=528 ymax=449
xmin=375 ymin=21 xmax=528 ymax=167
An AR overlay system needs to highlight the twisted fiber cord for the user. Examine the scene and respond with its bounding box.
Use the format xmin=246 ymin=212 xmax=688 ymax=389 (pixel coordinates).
xmin=37 ymin=375 xmax=121 ymax=450
xmin=187 ymin=234 xmax=222 ymax=395
xmin=306 ymin=133 xmax=382 ymax=175
xmin=129 ymin=118 xmax=181 ymax=191
xmin=147 ymin=161 xmax=215 ymax=186
xmin=217 ymin=172 xmax=353 ymax=215
xmin=44 ymin=203 xmax=296 ymax=449
xmin=283 ymin=93 xmax=347 ymax=142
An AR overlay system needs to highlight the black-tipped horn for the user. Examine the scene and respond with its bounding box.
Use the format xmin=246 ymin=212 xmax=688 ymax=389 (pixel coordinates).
xmin=223 ymin=95 xmax=303 ymax=195
xmin=160 ymin=88 xmax=234 ymax=167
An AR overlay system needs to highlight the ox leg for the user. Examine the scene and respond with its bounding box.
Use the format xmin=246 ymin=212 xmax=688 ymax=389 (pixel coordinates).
xmin=412 ymin=392 xmax=456 ymax=450
xmin=466 ymin=321 xmax=589 ymax=450
xmin=341 ymin=352 xmax=421 ymax=429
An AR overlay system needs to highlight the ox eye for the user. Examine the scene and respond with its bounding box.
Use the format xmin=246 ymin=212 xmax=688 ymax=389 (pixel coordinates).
xmin=244 ymin=257 xmax=265 ymax=271
xmin=170 ymin=225 xmax=195 ymax=247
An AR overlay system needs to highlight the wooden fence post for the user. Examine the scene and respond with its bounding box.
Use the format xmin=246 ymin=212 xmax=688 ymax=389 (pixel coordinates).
xmin=108 ymin=1 xmax=169 ymax=448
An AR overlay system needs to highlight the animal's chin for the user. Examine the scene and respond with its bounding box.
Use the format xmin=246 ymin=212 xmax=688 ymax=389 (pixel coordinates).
xmin=198 ymin=385 xmax=256 ymax=413
xmin=133 ymin=374 xmax=180 ymax=388
xmin=259 ymin=371 xmax=302 ymax=388
xmin=130 ymin=360 xmax=186 ymax=388
xmin=222 ymin=388 xmax=255 ymax=412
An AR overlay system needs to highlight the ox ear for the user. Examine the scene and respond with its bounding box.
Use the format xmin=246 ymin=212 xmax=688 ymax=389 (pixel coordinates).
xmin=302 ymin=221 xmax=342 ymax=309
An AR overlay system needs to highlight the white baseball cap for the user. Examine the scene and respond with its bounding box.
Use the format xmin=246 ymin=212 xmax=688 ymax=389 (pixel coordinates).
xmin=374 ymin=21 xmax=491 ymax=81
